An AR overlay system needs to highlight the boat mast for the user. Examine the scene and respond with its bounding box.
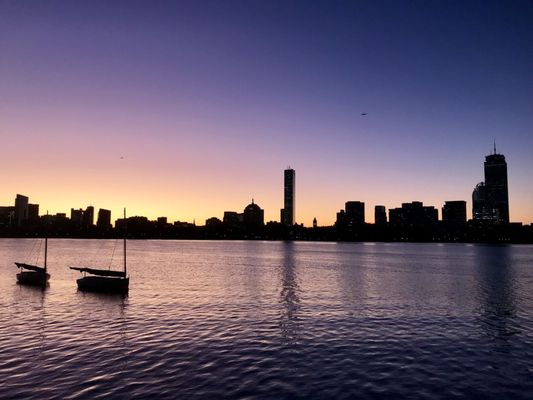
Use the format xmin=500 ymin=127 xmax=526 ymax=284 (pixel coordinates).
xmin=123 ymin=208 xmax=127 ymax=276
xmin=44 ymin=237 xmax=48 ymax=273
xmin=44 ymin=211 xmax=49 ymax=273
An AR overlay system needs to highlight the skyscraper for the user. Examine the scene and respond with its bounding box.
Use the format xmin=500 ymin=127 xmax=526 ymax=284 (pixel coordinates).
xmin=484 ymin=152 xmax=509 ymax=223
xmin=281 ymin=168 xmax=295 ymax=226
xmin=472 ymin=146 xmax=509 ymax=223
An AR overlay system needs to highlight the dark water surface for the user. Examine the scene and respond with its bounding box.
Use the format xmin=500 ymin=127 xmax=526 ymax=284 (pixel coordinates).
xmin=1 ymin=240 xmax=532 ymax=399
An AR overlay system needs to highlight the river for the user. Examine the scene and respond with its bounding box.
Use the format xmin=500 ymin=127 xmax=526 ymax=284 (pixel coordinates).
xmin=1 ymin=240 xmax=532 ymax=399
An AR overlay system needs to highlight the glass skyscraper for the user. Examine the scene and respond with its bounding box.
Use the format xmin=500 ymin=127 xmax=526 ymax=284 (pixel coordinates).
xmin=473 ymin=149 xmax=509 ymax=223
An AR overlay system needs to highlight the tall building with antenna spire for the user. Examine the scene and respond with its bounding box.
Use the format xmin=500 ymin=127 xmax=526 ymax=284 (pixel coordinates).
xmin=472 ymin=143 xmax=509 ymax=223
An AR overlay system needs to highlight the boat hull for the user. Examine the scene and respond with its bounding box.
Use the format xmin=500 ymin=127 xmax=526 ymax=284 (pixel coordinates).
xmin=16 ymin=271 xmax=50 ymax=287
xmin=76 ymin=276 xmax=129 ymax=293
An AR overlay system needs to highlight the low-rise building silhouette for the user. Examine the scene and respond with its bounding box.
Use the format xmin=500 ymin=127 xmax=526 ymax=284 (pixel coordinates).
xmin=374 ymin=205 xmax=387 ymax=226
xmin=442 ymin=201 xmax=467 ymax=225
xmin=389 ymin=202 xmax=438 ymax=227
xmin=336 ymin=201 xmax=366 ymax=240
xmin=0 ymin=206 xmax=14 ymax=227
xmin=27 ymin=204 xmax=39 ymax=224
xmin=71 ymin=206 xmax=95 ymax=230
xmin=71 ymin=208 xmax=84 ymax=227
xmin=219 ymin=200 xmax=266 ymax=237
xmin=14 ymin=194 xmax=29 ymax=227
xmin=223 ymin=211 xmax=241 ymax=228
xmin=206 ymin=217 xmax=222 ymax=227
xmin=97 ymin=208 xmax=112 ymax=230
xmin=83 ymin=206 xmax=94 ymax=227
xmin=243 ymin=199 xmax=264 ymax=229
xmin=336 ymin=201 xmax=365 ymax=227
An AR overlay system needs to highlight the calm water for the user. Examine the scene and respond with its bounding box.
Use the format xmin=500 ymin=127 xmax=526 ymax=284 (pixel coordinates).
xmin=1 ymin=239 xmax=532 ymax=399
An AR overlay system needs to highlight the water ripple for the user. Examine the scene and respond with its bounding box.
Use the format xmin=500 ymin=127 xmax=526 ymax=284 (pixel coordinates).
xmin=1 ymin=240 xmax=533 ymax=399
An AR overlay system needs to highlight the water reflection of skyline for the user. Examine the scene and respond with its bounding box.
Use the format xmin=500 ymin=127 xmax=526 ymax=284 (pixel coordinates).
xmin=474 ymin=245 xmax=521 ymax=342
xmin=279 ymin=242 xmax=301 ymax=344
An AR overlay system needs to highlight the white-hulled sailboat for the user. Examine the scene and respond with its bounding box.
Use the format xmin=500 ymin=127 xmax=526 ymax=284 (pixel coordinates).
xmin=15 ymin=237 xmax=50 ymax=287
xmin=71 ymin=209 xmax=129 ymax=293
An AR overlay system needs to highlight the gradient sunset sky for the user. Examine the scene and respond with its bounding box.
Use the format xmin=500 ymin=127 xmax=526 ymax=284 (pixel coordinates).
xmin=1 ymin=0 xmax=532 ymax=226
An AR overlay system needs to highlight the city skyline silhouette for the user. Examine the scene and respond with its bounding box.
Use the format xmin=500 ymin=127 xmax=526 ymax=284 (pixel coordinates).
xmin=1 ymin=1 xmax=532 ymax=226
xmin=0 ymin=149 xmax=529 ymax=227
xmin=2 ymin=151 xmax=532 ymax=243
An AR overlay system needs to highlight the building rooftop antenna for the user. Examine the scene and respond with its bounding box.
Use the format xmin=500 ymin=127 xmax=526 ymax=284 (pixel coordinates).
xmin=493 ymin=140 xmax=497 ymax=155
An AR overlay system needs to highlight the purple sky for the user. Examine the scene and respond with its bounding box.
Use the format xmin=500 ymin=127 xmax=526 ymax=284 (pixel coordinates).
xmin=1 ymin=0 xmax=532 ymax=225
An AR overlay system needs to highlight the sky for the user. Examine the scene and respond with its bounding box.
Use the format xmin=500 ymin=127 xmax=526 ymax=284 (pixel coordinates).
xmin=1 ymin=0 xmax=532 ymax=226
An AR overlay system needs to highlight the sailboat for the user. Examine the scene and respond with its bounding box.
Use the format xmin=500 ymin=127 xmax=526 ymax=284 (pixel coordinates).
xmin=15 ymin=237 xmax=50 ymax=287
xmin=71 ymin=209 xmax=129 ymax=293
